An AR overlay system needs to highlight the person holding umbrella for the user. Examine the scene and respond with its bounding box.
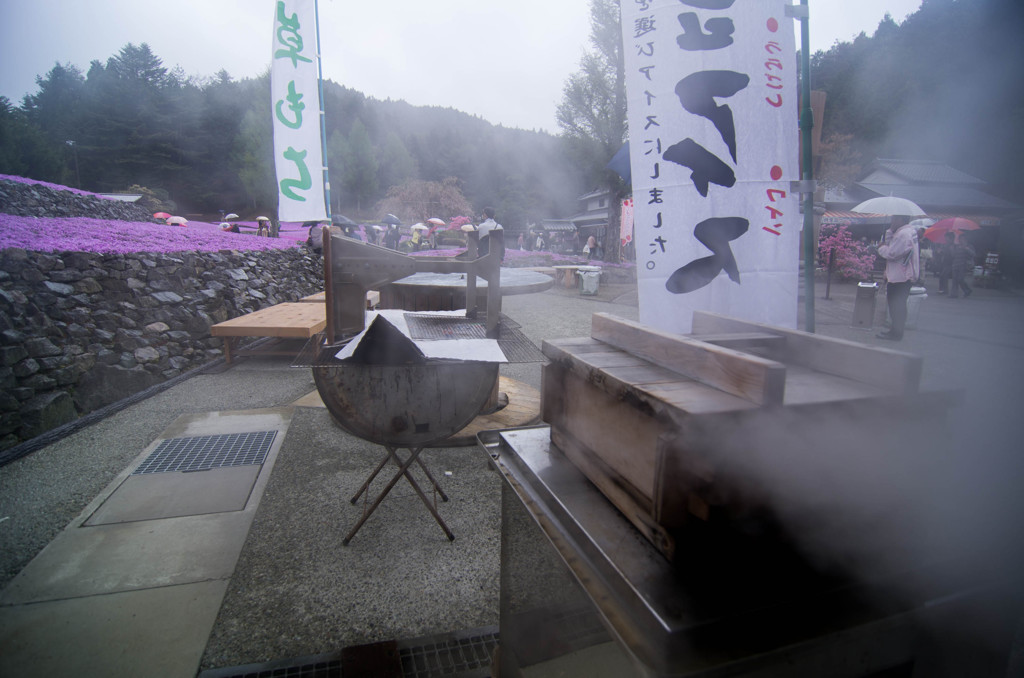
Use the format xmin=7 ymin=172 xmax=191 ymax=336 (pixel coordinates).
xmin=949 ymin=234 xmax=975 ymax=299
xmin=936 ymin=231 xmax=955 ymax=294
xmin=873 ymin=215 xmax=921 ymax=341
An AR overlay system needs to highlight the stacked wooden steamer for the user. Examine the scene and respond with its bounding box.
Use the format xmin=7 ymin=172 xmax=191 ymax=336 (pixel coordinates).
xmin=541 ymin=311 xmax=956 ymax=562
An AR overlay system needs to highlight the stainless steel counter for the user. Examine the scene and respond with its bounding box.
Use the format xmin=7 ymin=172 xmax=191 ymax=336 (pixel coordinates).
xmin=482 ymin=425 xmax=1020 ymax=677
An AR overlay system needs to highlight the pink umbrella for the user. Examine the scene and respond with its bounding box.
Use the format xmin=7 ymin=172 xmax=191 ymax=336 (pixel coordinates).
xmin=923 ymin=217 xmax=979 ymax=242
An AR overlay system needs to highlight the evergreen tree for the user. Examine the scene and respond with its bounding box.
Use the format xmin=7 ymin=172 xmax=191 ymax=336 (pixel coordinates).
xmin=339 ymin=119 xmax=379 ymax=213
xmin=0 ymin=97 xmax=67 ymax=181
xmin=377 ymin=131 xmax=417 ymax=195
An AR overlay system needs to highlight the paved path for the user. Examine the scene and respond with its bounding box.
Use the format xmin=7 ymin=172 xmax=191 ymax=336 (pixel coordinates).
xmin=1 ymin=278 xmax=1021 ymax=676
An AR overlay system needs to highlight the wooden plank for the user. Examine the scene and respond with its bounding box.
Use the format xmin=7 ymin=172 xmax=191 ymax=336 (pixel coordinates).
xmin=591 ymin=313 xmax=786 ymax=406
xmin=782 ymin=364 xmax=890 ymax=405
xmin=692 ymin=332 xmax=787 ymax=354
xmin=543 ymin=364 xmax=661 ymax=500
xmin=653 ymin=433 xmax=716 ymax=528
xmin=300 ymin=290 xmax=379 ymax=308
xmin=210 ymin=302 xmax=326 ymax=339
xmin=599 ymin=364 xmax=689 ymax=386
xmin=545 ymin=339 xmax=748 ymax=419
xmin=543 ymin=336 xmax=617 ymax=354
xmin=691 ymin=310 xmax=923 ymax=395
xmin=552 ymin=426 xmax=676 ymax=561
xmin=544 ymin=343 xmax=684 ymax=420
xmin=638 ymin=381 xmax=757 ymax=416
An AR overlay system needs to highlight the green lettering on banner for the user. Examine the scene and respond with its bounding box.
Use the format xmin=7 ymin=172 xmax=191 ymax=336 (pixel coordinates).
xmin=280 ymin=147 xmax=312 ymax=201
xmin=274 ymin=2 xmax=313 ymax=68
xmin=275 ymin=81 xmax=306 ymax=129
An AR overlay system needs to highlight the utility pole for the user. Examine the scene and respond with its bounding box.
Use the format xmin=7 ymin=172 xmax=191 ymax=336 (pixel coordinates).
xmin=796 ymin=1 xmax=816 ymax=332
xmin=66 ymin=140 xmax=81 ymax=189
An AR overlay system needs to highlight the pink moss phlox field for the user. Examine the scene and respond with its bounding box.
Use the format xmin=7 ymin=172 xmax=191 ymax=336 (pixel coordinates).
xmin=0 ymin=215 xmax=302 ymax=254
xmin=0 ymin=174 xmax=113 ymax=200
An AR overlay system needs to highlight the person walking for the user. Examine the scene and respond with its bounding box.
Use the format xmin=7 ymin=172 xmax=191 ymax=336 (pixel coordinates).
xmin=949 ymin=236 xmax=975 ymax=299
xmin=874 ymin=215 xmax=920 ymax=341
xmin=937 ymin=231 xmax=955 ymax=294
xmin=476 ymin=207 xmax=504 ymax=260
xmin=383 ymin=224 xmax=401 ymax=250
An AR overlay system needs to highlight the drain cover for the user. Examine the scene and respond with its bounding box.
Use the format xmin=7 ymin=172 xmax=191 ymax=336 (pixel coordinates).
xmin=198 ymin=626 xmax=498 ymax=678
xmin=132 ymin=430 xmax=278 ymax=475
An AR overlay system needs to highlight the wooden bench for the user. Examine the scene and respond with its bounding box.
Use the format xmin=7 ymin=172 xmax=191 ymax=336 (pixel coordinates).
xmin=210 ymin=302 xmax=327 ymax=364
xmin=299 ymin=290 xmax=380 ymax=308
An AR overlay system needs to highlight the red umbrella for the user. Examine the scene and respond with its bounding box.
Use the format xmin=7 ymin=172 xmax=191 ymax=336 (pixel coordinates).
xmin=153 ymin=212 xmax=171 ymax=219
xmin=923 ymin=217 xmax=980 ymax=242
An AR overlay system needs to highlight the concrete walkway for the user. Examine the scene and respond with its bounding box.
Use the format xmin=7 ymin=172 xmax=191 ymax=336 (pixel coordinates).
xmin=1 ymin=278 xmax=1022 ymax=676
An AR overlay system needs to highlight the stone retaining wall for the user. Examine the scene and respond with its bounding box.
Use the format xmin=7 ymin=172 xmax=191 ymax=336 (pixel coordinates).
xmin=0 ymin=247 xmax=323 ymax=450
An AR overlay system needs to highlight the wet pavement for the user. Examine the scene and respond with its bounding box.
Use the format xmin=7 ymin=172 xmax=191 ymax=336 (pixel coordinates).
xmin=1 ymin=274 xmax=1022 ymax=676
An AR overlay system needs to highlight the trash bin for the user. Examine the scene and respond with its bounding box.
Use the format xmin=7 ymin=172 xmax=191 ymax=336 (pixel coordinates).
xmin=905 ymin=285 xmax=927 ymax=329
xmin=852 ymin=281 xmax=878 ymax=328
xmin=577 ymin=266 xmax=601 ymax=296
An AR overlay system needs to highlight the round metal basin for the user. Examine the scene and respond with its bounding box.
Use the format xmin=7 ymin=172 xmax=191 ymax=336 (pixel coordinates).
xmin=313 ymin=361 xmax=499 ymax=447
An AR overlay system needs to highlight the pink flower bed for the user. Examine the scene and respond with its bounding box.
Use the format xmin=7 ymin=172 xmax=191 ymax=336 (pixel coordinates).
xmin=0 ymin=215 xmax=302 ymax=254
xmin=0 ymin=174 xmax=112 ymax=200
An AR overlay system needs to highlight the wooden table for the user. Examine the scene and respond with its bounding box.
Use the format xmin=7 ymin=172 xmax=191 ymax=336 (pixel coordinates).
xmin=210 ymin=302 xmax=326 ymax=364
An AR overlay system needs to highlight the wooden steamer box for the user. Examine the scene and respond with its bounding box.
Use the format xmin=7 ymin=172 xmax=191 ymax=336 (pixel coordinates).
xmin=541 ymin=311 xmax=957 ymax=562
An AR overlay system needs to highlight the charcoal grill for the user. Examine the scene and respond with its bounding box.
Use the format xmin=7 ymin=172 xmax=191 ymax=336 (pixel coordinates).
xmin=312 ymin=229 xmax=505 ymax=543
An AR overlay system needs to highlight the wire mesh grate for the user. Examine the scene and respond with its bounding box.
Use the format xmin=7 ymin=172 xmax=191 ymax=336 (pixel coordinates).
xmin=397 ymin=627 xmax=499 ymax=678
xmin=132 ymin=430 xmax=278 ymax=475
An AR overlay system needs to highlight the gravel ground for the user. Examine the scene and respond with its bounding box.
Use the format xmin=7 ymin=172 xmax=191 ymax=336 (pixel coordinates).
xmin=5 ymin=276 xmax=1024 ymax=672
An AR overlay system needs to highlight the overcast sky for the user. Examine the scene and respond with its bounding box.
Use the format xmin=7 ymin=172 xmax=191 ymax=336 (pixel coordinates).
xmin=1 ymin=0 xmax=923 ymax=134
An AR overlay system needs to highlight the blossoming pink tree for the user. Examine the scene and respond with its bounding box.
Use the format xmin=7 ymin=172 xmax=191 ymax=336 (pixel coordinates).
xmin=817 ymin=223 xmax=877 ymax=281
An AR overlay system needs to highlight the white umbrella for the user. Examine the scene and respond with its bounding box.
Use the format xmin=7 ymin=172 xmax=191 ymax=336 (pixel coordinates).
xmin=427 ymin=218 xmax=445 ymax=226
xmin=851 ymin=196 xmax=926 ymax=217
xmin=411 ymin=223 xmax=429 ymax=231
xmin=223 ymin=213 xmax=240 ymax=220
xmin=166 ymin=216 xmax=188 ymax=225
xmin=256 ymin=216 xmax=270 ymax=221
xmin=908 ymin=218 xmax=936 ymax=229
xmin=460 ymin=224 xmax=476 ymax=232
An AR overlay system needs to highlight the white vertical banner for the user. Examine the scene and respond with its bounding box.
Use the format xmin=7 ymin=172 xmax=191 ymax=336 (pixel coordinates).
xmin=272 ymin=0 xmax=328 ymax=222
xmin=621 ymin=0 xmax=799 ymax=334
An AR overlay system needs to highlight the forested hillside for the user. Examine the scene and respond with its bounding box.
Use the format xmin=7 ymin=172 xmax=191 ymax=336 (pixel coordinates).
xmin=2 ymin=0 xmax=1021 ymax=231
xmin=811 ymin=0 xmax=1024 ymax=198
xmin=0 ymin=44 xmax=583 ymax=230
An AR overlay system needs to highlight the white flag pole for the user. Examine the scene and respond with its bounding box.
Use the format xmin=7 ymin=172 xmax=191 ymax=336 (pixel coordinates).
xmin=313 ymin=0 xmax=332 ymax=221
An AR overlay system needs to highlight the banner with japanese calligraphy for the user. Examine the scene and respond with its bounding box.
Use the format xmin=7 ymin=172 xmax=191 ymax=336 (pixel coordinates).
xmin=271 ymin=0 xmax=328 ymax=222
xmin=621 ymin=0 xmax=799 ymax=334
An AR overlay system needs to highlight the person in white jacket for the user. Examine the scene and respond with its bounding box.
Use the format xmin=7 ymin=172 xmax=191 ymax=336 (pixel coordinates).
xmin=874 ymin=215 xmax=920 ymax=341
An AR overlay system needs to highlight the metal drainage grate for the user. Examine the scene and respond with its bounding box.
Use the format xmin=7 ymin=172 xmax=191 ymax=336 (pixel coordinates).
xmin=396 ymin=626 xmax=499 ymax=678
xmin=132 ymin=430 xmax=278 ymax=475
xmin=198 ymin=627 xmax=498 ymax=678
